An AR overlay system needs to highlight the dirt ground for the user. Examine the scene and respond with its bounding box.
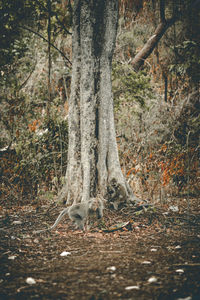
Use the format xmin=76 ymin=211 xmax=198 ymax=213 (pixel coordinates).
xmin=0 ymin=197 xmax=200 ymax=300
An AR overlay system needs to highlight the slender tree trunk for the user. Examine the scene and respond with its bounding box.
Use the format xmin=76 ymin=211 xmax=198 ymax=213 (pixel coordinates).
xmin=59 ymin=0 xmax=138 ymax=208
xmin=47 ymin=0 xmax=52 ymax=118
xmin=131 ymin=19 xmax=174 ymax=72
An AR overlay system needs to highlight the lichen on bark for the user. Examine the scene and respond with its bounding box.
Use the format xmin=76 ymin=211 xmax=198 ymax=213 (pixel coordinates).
xmin=59 ymin=0 xmax=139 ymax=209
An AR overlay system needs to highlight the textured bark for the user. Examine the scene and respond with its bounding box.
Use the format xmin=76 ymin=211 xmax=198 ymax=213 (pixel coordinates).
xmin=59 ymin=0 xmax=138 ymax=208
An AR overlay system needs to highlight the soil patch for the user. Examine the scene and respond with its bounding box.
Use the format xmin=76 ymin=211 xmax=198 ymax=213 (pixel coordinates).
xmin=0 ymin=198 xmax=200 ymax=299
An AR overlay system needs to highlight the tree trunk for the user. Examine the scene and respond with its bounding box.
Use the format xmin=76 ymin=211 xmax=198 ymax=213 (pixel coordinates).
xmin=59 ymin=0 xmax=138 ymax=208
xmin=131 ymin=19 xmax=174 ymax=72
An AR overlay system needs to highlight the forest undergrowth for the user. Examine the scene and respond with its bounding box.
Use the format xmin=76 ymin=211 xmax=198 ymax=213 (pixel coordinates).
xmin=0 ymin=0 xmax=199 ymax=205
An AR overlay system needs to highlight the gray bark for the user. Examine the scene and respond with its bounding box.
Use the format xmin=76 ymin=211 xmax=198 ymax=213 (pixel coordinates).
xmin=59 ymin=0 xmax=138 ymax=208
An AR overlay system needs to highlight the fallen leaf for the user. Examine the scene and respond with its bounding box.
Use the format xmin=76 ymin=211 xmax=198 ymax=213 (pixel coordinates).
xmin=125 ymin=285 xmax=140 ymax=290
xmin=142 ymin=261 xmax=151 ymax=264
xmin=175 ymin=245 xmax=181 ymax=249
xmin=33 ymin=238 xmax=39 ymax=243
xmin=148 ymin=276 xmax=157 ymax=283
xmin=12 ymin=220 xmax=22 ymax=225
xmin=37 ymin=279 xmax=46 ymax=283
xmin=26 ymin=277 xmax=36 ymax=285
xmin=176 ymin=269 xmax=184 ymax=273
xmin=107 ymin=266 xmax=116 ymax=272
xmin=8 ymin=255 xmax=16 ymax=260
xmin=60 ymin=251 xmax=71 ymax=257
xmin=169 ymin=206 xmax=179 ymax=212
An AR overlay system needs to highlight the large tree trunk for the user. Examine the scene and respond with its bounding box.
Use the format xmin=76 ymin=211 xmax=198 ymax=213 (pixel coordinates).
xmin=59 ymin=0 xmax=138 ymax=209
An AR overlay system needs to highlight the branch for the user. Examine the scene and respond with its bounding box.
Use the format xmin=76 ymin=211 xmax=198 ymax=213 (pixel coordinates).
xmin=20 ymin=25 xmax=72 ymax=66
xmin=160 ymin=0 xmax=165 ymax=22
xmin=131 ymin=19 xmax=174 ymax=72
xmin=47 ymin=0 xmax=52 ymax=118
xmin=18 ymin=62 xmax=36 ymax=90
xmin=34 ymin=0 xmax=72 ymax=35
xmin=132 ymin=0 xmax=200 ymax=72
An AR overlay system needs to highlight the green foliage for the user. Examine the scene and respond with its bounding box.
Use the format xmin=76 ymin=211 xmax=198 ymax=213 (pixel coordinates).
xmin=1 ymin=0 xmax=199 ymax=203
xmin=0 ymin=0 xmax=35 ymax=68
xmin=0 ymin=32 xmax=69 ymax=201
xmin=113 ymin=13 xmax=199 ymax=198
xmin=112 ymin=0 xmax=200 ymax=200
xmin=115 ymin=86 xmax=200 ymax=198
xmin=1 ymin=99 xmax=68 ymax=201
xmin=0 ymin=0 xmax=72 ymax=72
xmin=169 ymin=40 xmax=200 ymax=84
xmin=112 ymin=62 xmax=154 ymax=110
xmin=174 ymin=90 xmax=200 ymax=147
xmin=17 ymin=112 xmax=68 ymax=193
xmin=0 ymin=0 xmax=72 ymax=202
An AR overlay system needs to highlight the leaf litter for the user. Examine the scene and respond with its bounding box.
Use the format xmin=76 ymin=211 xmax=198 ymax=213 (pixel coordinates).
xmin=0 ymin=197 xmax=200 ymax=299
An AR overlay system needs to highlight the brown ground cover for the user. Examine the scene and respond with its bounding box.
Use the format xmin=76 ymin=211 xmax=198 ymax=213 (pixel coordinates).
xmin=0 ymin=198 xmax=199 ymax=299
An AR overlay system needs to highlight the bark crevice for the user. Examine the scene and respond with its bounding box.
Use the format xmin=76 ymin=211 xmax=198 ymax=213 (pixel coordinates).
xmin=59 ymin=0 xmax=139 ymax=208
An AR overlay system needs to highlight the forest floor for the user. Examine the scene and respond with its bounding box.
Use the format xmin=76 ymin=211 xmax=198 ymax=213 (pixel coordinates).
xmin=0 ymin=196 xmax=200 ymax=300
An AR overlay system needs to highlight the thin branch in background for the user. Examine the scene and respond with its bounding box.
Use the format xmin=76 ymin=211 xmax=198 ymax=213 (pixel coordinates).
xmin=164 ymin=74 xmax=168 ymax=102
xmin=58 ymin=125 xmax=63 ymax=179
xmin=186 ymin=131 xmax=191 ymax=228
xmin=160 ymin=0 xmax=166 ymax=22
xmin=34 ymin=0 xmax=72 ymax=35
xmin=53 ymin=7 xmax=72 ymax=36
xmin=47 ymin=0 xmax=52 ymax=118
xmin=67 ymin=0 xmax=73 ymax=27
xmin=18 ymin=62 xmax=37 ymax=91
xmin=20 ymin=25 xmax=72 ymax=66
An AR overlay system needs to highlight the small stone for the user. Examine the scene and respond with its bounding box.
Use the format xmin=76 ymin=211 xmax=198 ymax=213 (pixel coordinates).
xmin=107 ymin=266 xmax=116 ymax=272
xmin=175 ymin=245 xmax=181 ymax=249
xmin=125 ymin=286 xmax=140 ymax=290
xmin=26 ymin=277 xmax=36 ymax=285
xmin=8 ymin=255 xmax=16 ymax=260
xmin=60 ymin=251 xmax=71 ymax=257
xmin=169 ymin=205 xmax=179 ymax=212
xmin=148 ymin=276 xmax=157 ymax=283
xmin=12 ymin=221 xmax=22 ymax=225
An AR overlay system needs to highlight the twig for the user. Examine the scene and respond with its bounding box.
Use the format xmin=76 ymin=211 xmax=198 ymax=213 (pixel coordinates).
xmin=173 ymin=263 xmax=200 ymax=267
xmin=34 ymin=0 xmax=72 ymax=35
xmin=186 ymin=131 xmax=191 ymax=228
xmin=18 ymin=62 xmax=36 ymax=90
